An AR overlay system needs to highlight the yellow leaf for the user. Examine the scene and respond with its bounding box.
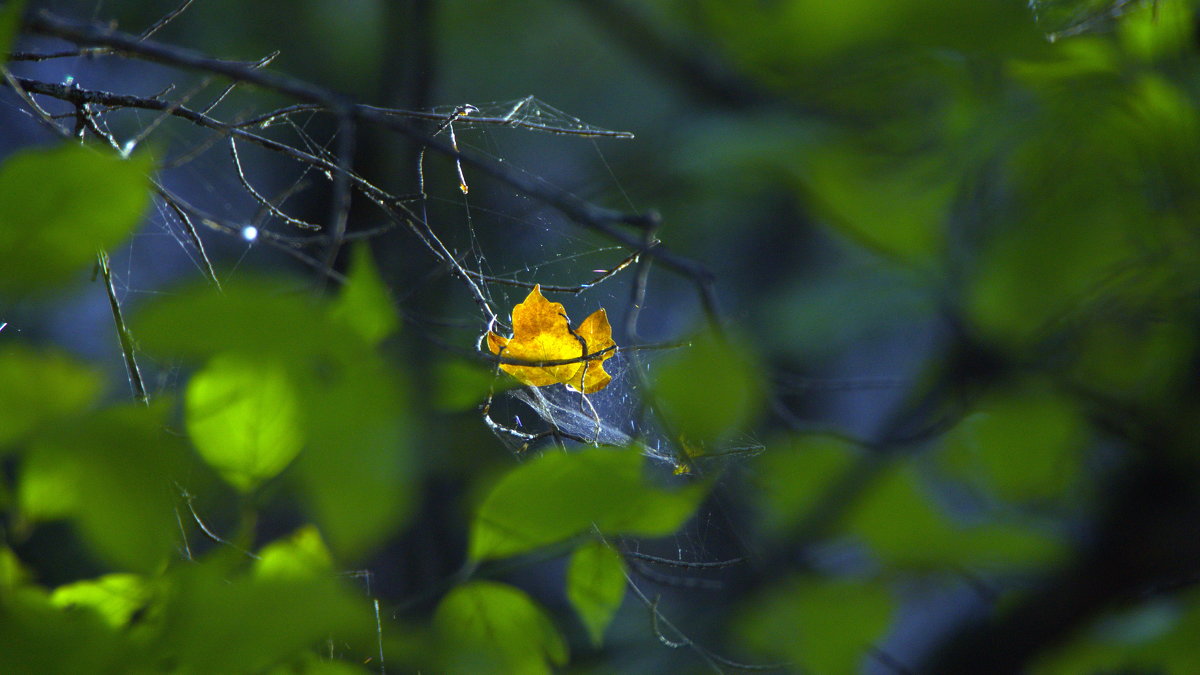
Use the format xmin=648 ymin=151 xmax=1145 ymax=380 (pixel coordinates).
xmin=487 ymin=285 xmax=616 ymax=393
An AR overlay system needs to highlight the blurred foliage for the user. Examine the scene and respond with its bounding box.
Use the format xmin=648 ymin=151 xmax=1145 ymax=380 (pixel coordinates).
xmin=468 ymin=447 xmax=706 ymax=561
xmin=0 ymin=143 xmax=153 ymax=293
xmin=3 ymin=0 xmax=1200 ymax=672
xmin=566 ymin=539 xmax=627 ymax=647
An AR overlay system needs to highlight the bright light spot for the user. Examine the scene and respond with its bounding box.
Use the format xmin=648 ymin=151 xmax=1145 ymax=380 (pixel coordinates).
xmin=0 ymin=322 xmax=7 ymax=333
xmin=120 ymin=139 xmax=137 ymax=158
xmin=62 ymin=75 xmax=74 ymax=86
xmin=241 ymin=225 xmax=259 ymax=242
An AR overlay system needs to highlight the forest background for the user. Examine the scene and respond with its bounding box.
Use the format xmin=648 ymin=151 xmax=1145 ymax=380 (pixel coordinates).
xmin=2 ymin=0 xmax=1200 ymax=673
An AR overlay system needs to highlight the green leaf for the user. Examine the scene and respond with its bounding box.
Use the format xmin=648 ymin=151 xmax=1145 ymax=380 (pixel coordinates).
xmin=154 ymin=563 xmax=369 ymax=673
xmin=186 ymin=352 xmax=304 ymax=492
xmin=736 ymin=576 xmax=894 ymax=673
xmin=0 ymin=0 xmax=27 ymax=63
xmin=1120 ymin=0 xmax=1192 ymax=62
xmin=846 ymin=465 xmax=1063 ymax=569
xmin=139 ymin=277 xmax=416 ymax=557
xmin=134 ymin=278 xmax=338 ymax=361
xmin=254 ymin=526 xmax=335 ymax=581
xmin=652 ymin=329 xmax=764 ymax=443
xmin=290 ymin=350 xmax=414 ymax=560
xmin=50 ymin=574 xmax=149 ymax=628
xmin=469 ymin=447 xmax=706 ymax=561
xmin=434 ymin=581 xmax=567 ymax=675
xmin=433 ymin=358 xmax=504 ymax=412
xmin=939 ymin=380 xmax=1085 ymax=502
xmin=566 ymin=539 xmax=627 ymax=646
xmin=805 ymin=143 xmax=955 ymax=262
xmin=752 ymin=434 xmax=857 ymax=536
xmin=329 ymin=243 xmax=398 ymax=346
xmin=19 ymin=404 xmax=183 ymax=572
xmin=0 ymin=584 xmax=129 ymax=673
xmin=0 ymin=143 xmax=152 ymax=293
xmin=0 ymin=345 xmax=102 ymax=448
xmin=0 ymin=547 xmax=29 ymax=590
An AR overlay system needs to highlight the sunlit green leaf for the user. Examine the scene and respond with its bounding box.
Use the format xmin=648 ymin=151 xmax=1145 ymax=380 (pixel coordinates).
xmin=0 ymin=345 xmax=102 ymax=448
xmin=329 ymin=243 xmax=398 ymax=346
xmin=19 ymin=404 xmax=183 ymax=572
xmin=186 ymin=352 xmax=304 ymax=492
xmin=0 ymin=143 xmax=152 ymax=292
xmin=652 ymin=329 xmax=764 ymax=444
xmin=0 ymin=547 xmax=29 ymax=590
xmin=254 ymin=526 xmax=335 ymax=581
xmin=469 ymin=447 xmax=706 ymax=561
xmin=0 ymin=584 xmax=129 ymax=673
xmin=434 ymin=581 xmax=567 ymax=675
xmin=736 ymin=576 xmax=894 ymax=673
xmin=567 ymin=539 xmax=626 ymax=647
xmin=1120 ymin=0 xmax=1191 ymax=62
xmin=51 ymin=574 xmax=149 ymax=628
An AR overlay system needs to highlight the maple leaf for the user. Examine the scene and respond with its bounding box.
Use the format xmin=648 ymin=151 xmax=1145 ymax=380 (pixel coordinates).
xmin=487 ymin=285 xmax=616 ymax=393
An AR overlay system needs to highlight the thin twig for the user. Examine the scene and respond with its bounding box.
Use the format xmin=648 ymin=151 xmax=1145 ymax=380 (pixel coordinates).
xmin=97 ymin=250 xmax=148 ymax=405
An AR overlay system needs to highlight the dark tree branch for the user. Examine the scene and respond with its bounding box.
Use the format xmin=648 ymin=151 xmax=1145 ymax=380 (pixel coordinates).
xmin=21 ymin=10 xmax=716 ymax=297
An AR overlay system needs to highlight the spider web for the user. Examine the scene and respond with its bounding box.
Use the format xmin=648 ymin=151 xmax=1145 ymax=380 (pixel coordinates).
xmin=1 ymin=19 xmax=771 ymax=670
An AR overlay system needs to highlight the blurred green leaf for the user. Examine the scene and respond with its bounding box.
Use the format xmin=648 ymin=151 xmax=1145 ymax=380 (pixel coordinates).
xmin=134 ymin=278 xmax=337 ymax=360
xmin=968 ymin=70 xmax=1191 ymax=345
xmin=0 ymin=584 xmax=129 ymax=673
xmin=0 ymin=0 xmax=27 ymax=63
xmin=939 ymin=380 xmax=1085 ymax=502
xmin=652 ymin=329 xmax=764 ymax=444
xmin=697 ymin=0 xmax=1040 ymax=93
xmin=0 ymin=547 xmax=29 ymax=590
xmin=186 ymin=352 xmax=304 ymax=493
xmin=0 ymin=345 xmax=102 ymax=449
xmin=329 ymin=243 xmax=398 ymax=346
xmin=268 ymin=657 xmax=375 ymax=675
xmin=1070 ymin=319 xmax=1192 ymax=405
xmin=757 ymin=262 xmax=935 ymax=360
xmin=1120 ymin=0 xmax=1191 ymax=61
xmin=752 ymin=434 xmax=857 ymax=536
xmin=847 ymin=465 xmax=1063 ymax=569
xmin=0 ymin=143 xmax=152 ymax=293
xmin=19 ymin=404 xmax=183 ymax=572
xmin=50 ymin=574 xmax=149 ymax=628
xmin=1036 ymin=591 xmax=1200 ymax=673
xmin=566 ymin=539 xmax=626 ymax=647
xmin=290 ymin=349 xmax=414 ymax=561
xmin=154 ymin=562 xmax=369 ymax=673
xmin=254 ymin=526 xmax=335 ymax=581
xmin=469 ymin=447 xmax=706 ymax=561
xmin=434 ymin=581 xmax=567 ymax=675
xmin=805 ymin=144 xmax=955 ymax=261
xmin=735 ymin=576 xmax=894 ymax=674
xmin=433 ymin=358 xmax=503 ymax=412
